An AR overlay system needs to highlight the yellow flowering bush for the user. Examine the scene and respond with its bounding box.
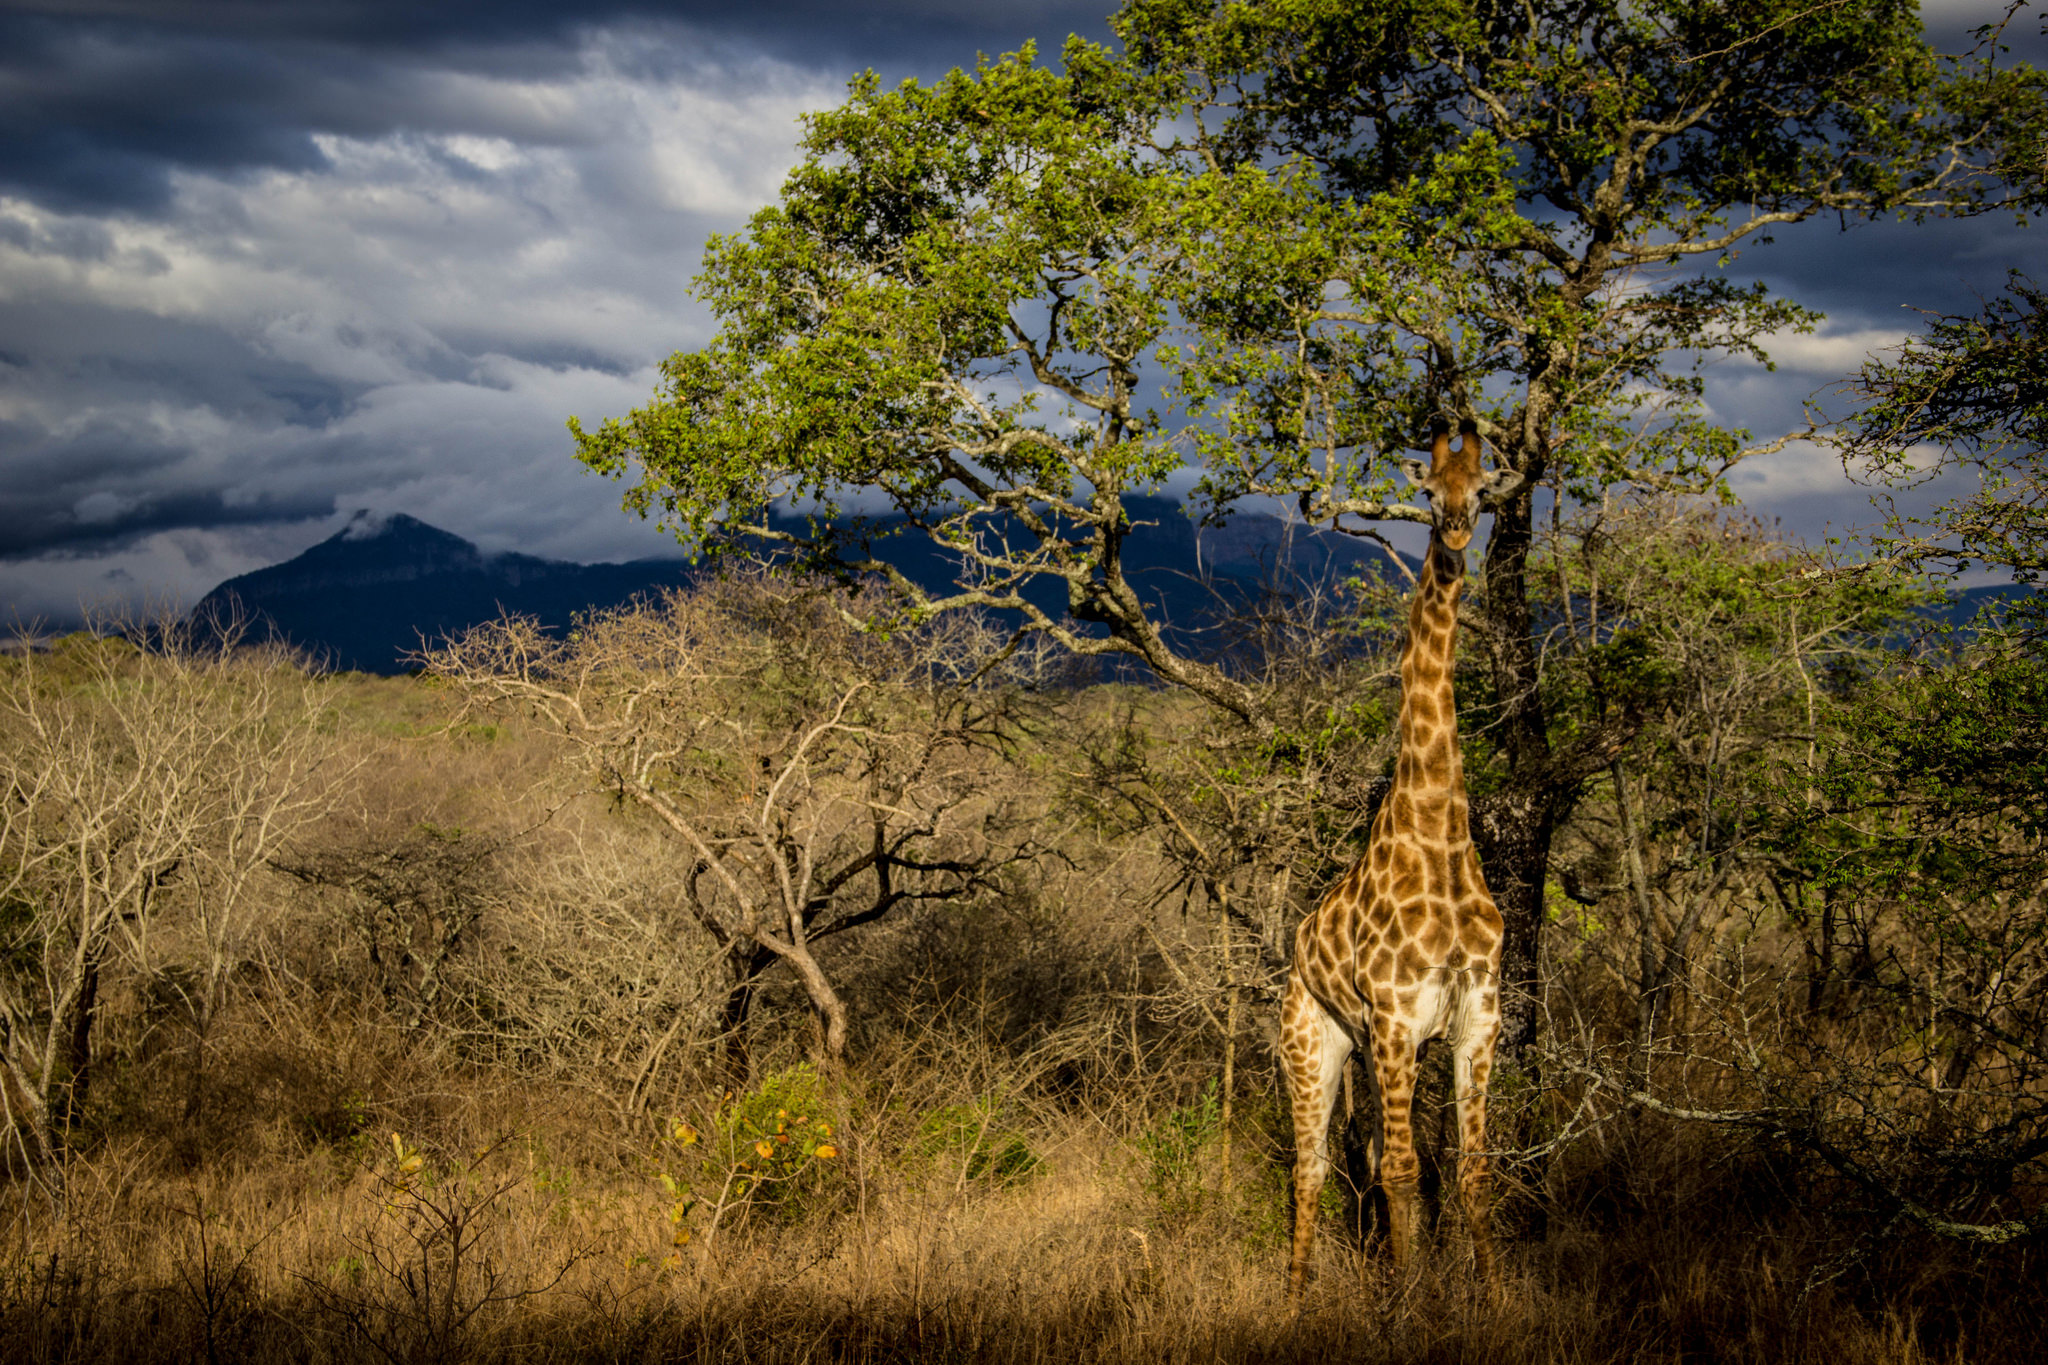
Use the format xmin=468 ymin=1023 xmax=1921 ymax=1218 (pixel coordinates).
xmin=653 ymin=1064 xmax=843 ymax=1260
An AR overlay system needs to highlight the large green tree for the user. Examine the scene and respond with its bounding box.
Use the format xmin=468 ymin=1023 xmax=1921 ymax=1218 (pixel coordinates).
xmin=572 ymin=0 xmax=2042 ymax=1052
xmin=1837 ymin=271 xmax=2046 ymax=637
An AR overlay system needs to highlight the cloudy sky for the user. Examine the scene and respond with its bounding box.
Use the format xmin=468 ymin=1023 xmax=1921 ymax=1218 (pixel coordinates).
xmin=1 ymin=0 xmax=2040 ymax=623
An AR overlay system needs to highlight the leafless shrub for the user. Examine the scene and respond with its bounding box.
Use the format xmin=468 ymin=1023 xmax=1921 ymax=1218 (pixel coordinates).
xmin=422 ymin=570 xmax=1048 ymax=1079
xmin=445 ymin=818 xmax=731 ymax=1109
xmin=278 ymin=821 xmax=509 ymax=1036
xmin=0 ymin=611 xmax=341 ymax=1209
xmin=302 ymin=1132 xmax=590 ymax=1364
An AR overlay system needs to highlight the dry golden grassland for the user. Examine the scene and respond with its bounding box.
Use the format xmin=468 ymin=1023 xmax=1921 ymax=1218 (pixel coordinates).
xmin=5 ymin=1048 xmax=2029 ymax=1365
xmin=2 ymin=654 xmax=2040 ymax=1364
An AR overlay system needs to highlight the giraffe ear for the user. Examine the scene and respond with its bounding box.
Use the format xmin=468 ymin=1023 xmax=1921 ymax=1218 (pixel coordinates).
xmin=1478 ymin=466 xmax=1525 ymax=506
xmin=1400 ymin=457 xmax=1431 ymax=489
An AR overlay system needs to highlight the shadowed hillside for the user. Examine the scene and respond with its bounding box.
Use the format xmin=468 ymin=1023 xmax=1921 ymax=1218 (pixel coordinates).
xmin=193 ymin=502 xmax=1408 ymax=674
xmin=192 ymin=511 xmax=701 ymax=673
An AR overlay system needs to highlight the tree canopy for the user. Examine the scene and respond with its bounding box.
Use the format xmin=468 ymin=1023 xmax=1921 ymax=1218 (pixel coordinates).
xmin=570 ymin=0 xmax=2044 ymax=1050
xmin=1837 ymin=272 xmax=2047 ymax=637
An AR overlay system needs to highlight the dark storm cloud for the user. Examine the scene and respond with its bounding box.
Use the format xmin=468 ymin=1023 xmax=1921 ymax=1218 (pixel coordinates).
xmin=0 ymin=6 xmax=821 ymax=591
xmin=0 ymin=470 xmax=336 ymax=562
xmin=0 ymin=297 xmax=373 ymax=426
xmin=0 ymin=1 xmax=1116 ymax=214
xmin=1697 ymin=206 xmax=2043 ymax=479
xmin=1 ymin=13 xmax=358 ymax=212
xmin=0 ymin=0 xmax=1101 ymax=624
xmin=1753 ymin=213 xmax=2043 ymax=329
xmin=5 ymin=0 xmax=1112 ymax=52
xmin=0 ymin=0 xmax=2036 ymax=627
xmin=0 ymin=394 xmax=337 ymax=560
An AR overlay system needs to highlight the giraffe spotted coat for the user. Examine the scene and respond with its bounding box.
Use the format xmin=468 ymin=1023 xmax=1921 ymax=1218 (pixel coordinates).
xmin=1281 ymin=419 xmax=1509 ymax=1299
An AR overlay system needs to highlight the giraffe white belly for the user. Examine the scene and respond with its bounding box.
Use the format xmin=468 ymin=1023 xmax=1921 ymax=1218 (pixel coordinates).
xmin=1406 ymin=964 xmax=1486 ymax=1046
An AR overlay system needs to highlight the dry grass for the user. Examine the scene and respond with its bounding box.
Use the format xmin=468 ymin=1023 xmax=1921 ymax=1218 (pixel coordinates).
xmin=3 ymin=1029 xmax=2036 ymax=1365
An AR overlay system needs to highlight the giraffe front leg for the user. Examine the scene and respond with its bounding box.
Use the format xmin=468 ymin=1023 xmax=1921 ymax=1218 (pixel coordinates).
xmin=1368 ymin=1020 xmax=1423 ymax=1274
xmin=1282 ymin=977 xmax=1350 ymax=1304
xmin=1453 ymin=1005 xmax=1501 ymax=1290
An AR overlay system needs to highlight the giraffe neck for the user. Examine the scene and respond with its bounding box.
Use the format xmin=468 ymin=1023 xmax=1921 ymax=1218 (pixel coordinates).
xmin=1391 ymin=533 xmax=1468 ymax=805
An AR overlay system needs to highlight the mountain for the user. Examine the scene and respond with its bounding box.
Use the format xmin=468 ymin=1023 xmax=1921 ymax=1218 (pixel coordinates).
xmin=193 ymin=512 xmax=700 ymax=673
xmin=1933 ymin=582 xmax=2040 ymax=629
xmin=194 ymin=503 xmax=1401 ymax=675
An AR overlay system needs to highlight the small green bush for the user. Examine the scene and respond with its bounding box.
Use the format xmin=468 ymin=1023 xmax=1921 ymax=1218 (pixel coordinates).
xmin=913 ymin=1098 xmax=1040 ymax=1186
xmin=655 ymin=1063 xmax=843 ymax=1256
xmin=1138 ymin=1080 xmax=1221 ymax=1226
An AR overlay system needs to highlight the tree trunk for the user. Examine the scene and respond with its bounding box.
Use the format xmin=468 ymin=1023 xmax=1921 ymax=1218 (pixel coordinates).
xmin=1611 ymin=760 xmax=1664 ymax=1089
xmin=1478 ymin=483 xmax=1562 ymax=1059
xmin=58 ymin=946 xmax=102 ymax=1127
xmin=1219 ymin=916 xmax=1239 ymax=1197
xmin=0 ymin=1041 xmax=69 ymax=1213
xmin=781 ymin=940 xmax=851 ymax=1065
xmin=1472 ymin=789 xmax=1555 ymax=1061
xmin=718 ymin=942 xmax=777 ymax=1090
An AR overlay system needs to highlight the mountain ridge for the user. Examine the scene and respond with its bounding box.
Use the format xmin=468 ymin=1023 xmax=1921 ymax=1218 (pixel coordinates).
xmin=194 ymin=502 xmax=1398 ymax=674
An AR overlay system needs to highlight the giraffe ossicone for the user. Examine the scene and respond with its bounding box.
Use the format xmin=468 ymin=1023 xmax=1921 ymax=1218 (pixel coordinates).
xmin=1281 ymin=417 xmax=1509 ymax=1301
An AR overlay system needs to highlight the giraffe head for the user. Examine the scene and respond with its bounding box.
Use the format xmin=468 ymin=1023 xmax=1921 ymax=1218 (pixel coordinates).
xmin=1401 ymin=418 xmax=1520 ymax=550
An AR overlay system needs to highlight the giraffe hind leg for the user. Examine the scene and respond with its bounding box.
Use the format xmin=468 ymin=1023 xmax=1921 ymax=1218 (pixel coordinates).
xmin=1453 ymin=994 xmax=1501 ymax=1289
xmin=1282 ymin=976 xmax=1351 ymax=1303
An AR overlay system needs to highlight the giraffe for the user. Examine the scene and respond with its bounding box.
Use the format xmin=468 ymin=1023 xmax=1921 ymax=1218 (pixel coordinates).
xmin=1281 ymin=416 xmax=1516 ymax=1301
